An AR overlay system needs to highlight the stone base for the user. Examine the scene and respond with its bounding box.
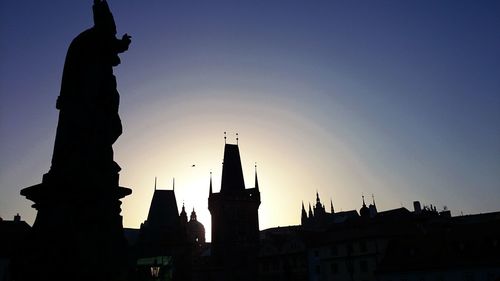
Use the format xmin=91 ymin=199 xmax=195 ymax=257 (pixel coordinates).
xmin=14 ymin=173 xmax=132 ymax=281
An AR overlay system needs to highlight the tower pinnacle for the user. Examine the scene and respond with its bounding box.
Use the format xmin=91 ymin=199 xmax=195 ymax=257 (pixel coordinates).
xmin=209 ymin=171 xmax=213 ymax=194
xmin=254 ymin=163 xmax=259 ymax=190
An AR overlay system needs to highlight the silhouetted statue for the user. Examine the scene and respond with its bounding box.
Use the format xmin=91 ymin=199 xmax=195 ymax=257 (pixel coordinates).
xmin=52 ymin=0 xmax=131 ymax=181
xmin=16 ymin=1 xmax=133 ymax=281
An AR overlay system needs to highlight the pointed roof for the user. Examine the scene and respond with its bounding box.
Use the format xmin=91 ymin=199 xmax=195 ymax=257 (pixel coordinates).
xmin=308 ymin=203 xmax=313 ymax=217
xmin=330 ymin=198 xmax=334 ymax=213
xmin=220 ymin=144 xmax=245 ymax=193
xmin=254 ymin=163 xmax=259 ymax=190
xmin=180 ymin=202 xmax=188 ymax=223
xmin=146 ymin=189 xmax=180 ymax=229
xmin=180 ymin=202 xmax=187 ymax=216
xmin=301 ymin=201 xmax=307 ymax=218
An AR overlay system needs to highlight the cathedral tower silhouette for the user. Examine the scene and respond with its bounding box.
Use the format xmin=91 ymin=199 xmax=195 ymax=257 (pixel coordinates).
xmin=208 ymin=139 xmax=261 ymax=281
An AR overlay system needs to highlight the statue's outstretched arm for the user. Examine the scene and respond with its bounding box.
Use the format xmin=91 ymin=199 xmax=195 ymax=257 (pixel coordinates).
xmin=115 ymin=33 xmax=131 ymax=54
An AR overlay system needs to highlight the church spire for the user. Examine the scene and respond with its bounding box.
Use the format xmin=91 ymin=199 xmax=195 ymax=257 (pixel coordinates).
xmin=301 ymin=201 xmax=307 ymax=225
xmin=369 ymin=194 xmax=378 ymax=218
xmin=190 ymin=207 xmax=197 ymax=221
xmin=180 ymin=202 xmax=187 ymax=223
xmin=308 ymin=203 xmax=313 ymax=217
xmin=360 ymin=194 xmax=370 ymax=218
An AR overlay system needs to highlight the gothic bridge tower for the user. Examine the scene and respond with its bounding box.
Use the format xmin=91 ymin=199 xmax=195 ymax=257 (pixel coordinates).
xmin=208 ymin=138 xmax=260 ymax=281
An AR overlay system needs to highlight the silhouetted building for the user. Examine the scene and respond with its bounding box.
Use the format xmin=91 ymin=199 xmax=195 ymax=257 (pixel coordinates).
xmin=0 ymin=215 xmax=30 ymax=281
xmin=208 ymin=142 xmax=261 ymax=281
xmin=258 ymin=226 xmax=309 ymax=281
xmin=134 ymin=183 xmax=190 ymax=281
xmin=377 ymin=212 xmax=500 ymax=281
xmin=296 ymin=193 xmax=500 ymax=281
xmin=301 ymin=192 xmax=359 ymax=230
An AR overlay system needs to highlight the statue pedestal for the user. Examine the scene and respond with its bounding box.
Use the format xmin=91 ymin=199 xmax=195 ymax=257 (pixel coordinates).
xmin=16 ymin=173 xmax=132 ymax=281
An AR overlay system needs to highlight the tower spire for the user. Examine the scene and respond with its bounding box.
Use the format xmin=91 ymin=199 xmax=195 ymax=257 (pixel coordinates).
xmin=209 ymin=171 xmax=213 ymax=194
xmin=362 ymin=194 xmax=366 ymax=207
xmin=254 ymin=163 xmax=259 ymax=190
xmin=308 ymin=203 xmax=313 ymax=217
xmin=301 ymin=201 xmax=308 ymax=224
xmin=172 ymin=177 xmax=175 ymax=191
xmin=372 ymin=194 xmax=376 ymax=206
xmin=330 ymin=198 xmax=334 ymax=213
xmin=154 ymin=177 xmax=157 ymax=191
xmin=180 ymin=201 xmax=187 ymax=223
xmin=190 ymin=207 xmax=197 ymax=221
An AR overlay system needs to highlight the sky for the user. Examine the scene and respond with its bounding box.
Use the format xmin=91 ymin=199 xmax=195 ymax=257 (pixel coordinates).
xmin=1 ymin=0 xmax=499 ymax=241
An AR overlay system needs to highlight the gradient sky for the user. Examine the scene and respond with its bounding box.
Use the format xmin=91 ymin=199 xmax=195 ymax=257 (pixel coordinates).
xmin=1 ymin=1 xmax=499 ymax=241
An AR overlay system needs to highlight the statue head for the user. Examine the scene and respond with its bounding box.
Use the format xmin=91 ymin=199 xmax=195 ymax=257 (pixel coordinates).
xmin=92 ymin=0 xmax=117 ymax=35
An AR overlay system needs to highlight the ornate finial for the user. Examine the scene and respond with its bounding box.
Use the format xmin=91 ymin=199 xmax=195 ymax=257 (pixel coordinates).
xmin=154 ymin=177 xmax=157 ymax=191
xmin=362 ymin=194 xmax=366 ymax=206
xmin=224 ymin=131 xmax=227 ymax=144
xmin=372 ymin=194 xmax=376 ymax=206
xmin=236 ymin=133 xmax=239 ymax=145
xmin=330 ymin=198 xmax=334 ymax=213
xmin=173 ymin=177 xmax=175 ymax=191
